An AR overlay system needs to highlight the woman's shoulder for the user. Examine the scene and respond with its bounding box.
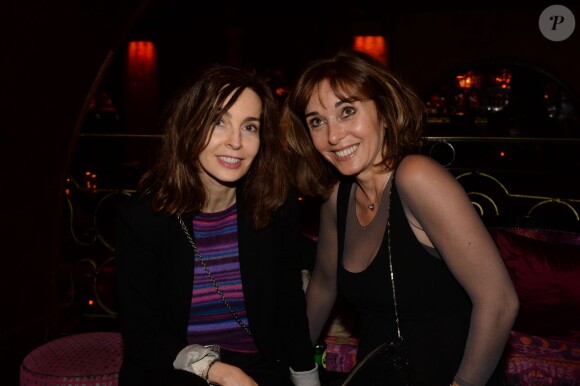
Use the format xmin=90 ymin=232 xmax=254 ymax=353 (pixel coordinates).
xmin=319 ymin=182 xmax=340 ymax=215
xmin=395 ymin=154 xmax=459 ymax=198
xmin=116 ymin=193 xmax=176 ymax=250
xmin=397 ymin=154 xmax=444 ymax=172
xmin=119 ymin=191 xmax=152 ymax=212
xmin=117 ymin=191 xmax=172 ymax=226
xmin=396 ymin=155 xmax=452 ymax=184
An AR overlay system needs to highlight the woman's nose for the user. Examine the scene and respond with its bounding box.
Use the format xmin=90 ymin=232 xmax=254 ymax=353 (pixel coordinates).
xmin=327 ymin=121 xmax=344 ymax=145
xmin=227 ymin=128 xmax=242 ymax=149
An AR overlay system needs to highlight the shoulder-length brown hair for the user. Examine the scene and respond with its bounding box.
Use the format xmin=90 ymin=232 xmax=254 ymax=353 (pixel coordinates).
xmin=139 ymin=64 xmax=289 ymax=229
xmin=282 ymin=49 xmax=426 ymax=199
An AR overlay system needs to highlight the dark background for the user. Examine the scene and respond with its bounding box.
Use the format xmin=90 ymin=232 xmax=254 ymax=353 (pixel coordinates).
xmin=2 ymin=1 xmax=579 ymax=384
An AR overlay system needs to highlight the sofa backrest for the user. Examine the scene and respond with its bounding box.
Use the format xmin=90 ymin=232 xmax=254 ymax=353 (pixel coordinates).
xmin=485 ymin=216 xmax=580 ymax=341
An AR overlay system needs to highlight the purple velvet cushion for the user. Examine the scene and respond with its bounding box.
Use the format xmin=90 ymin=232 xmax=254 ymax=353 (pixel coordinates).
xmin=489 ymin=228 xmax=580 ymax=340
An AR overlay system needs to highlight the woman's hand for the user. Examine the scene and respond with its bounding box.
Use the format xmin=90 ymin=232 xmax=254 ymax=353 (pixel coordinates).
xmin=207 ymin=361 xmax=258 ymax=386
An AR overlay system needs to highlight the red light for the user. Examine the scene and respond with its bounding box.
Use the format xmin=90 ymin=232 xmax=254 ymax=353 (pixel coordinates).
xmin=353 ymin=36 xmax=388 ymax=65
xmin=128 ymin=41 xmax=156 ymax=69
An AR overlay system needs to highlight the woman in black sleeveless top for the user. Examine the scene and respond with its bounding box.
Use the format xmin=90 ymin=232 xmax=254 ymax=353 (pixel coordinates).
xmin=281 ymin=49 xmax=519 ymax=386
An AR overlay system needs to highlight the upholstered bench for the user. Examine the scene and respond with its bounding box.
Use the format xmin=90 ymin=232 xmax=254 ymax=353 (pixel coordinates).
xmin=20 ymin=331 xmax=123 ymax=386
xmin=504 ymin=330 xmax=580 ymax=385
xmin=487 ymin=217 xmax=580 ymax=386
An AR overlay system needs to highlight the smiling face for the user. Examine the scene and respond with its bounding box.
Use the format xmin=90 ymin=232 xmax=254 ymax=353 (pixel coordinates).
xmin=198 ymin=87 xmax=261 ymax=188
xmin=305 ymin=79 xmax=385 ymax=178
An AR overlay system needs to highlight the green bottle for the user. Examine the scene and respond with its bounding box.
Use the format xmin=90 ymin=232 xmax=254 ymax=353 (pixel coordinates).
xmin=313 ymin=340 xmax=327 ymax=368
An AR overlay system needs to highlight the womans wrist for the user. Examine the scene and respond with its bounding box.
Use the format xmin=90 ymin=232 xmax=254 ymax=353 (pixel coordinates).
xmin=204 ymin=357 xmax=220 ymax=384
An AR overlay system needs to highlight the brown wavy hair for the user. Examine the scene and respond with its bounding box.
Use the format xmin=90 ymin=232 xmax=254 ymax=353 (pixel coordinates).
xmin=139 ymin=64 xmax=289 ymax=229
xmin=281 ymin=49 xmax=427 ymax=199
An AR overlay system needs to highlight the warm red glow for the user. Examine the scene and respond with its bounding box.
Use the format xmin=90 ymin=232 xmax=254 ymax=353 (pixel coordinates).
xmin=126 ymin=41 xmax=159 ymax=132
xmin=500 ymin=151 xmax=505 ymax=157
xmin=83 ymin=170 xmax=98 ymax=191
xmin=353 ymin=36 xmax=388 ymax=65
xmin=491 ymin=69 xmax=511 ymax=89
xmin=88 ymin=299 xmax=94 ymax=306
xmin=275 ymin=87 xmax=289 ymax=97
xmin=128 ymin=41 xmax=156 ymax=75
xmin=455 ymin=71 xmax=482 ymax=89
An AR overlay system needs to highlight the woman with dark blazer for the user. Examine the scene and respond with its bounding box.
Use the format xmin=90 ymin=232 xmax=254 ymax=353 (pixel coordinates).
xmin=116 ymin=64 xmax=320 ymax=386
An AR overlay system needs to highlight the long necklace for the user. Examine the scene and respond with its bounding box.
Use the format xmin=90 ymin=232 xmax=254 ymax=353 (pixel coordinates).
xmin=358 ymin=171 xmax=392 ymax=211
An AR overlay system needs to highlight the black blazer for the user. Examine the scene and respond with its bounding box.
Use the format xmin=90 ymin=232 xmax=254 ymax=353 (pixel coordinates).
xmin=115 ymin=188 xmax=315 ymax=385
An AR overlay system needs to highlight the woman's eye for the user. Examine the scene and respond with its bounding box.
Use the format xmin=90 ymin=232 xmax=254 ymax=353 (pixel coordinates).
xmin=243 ymin=123 xmax=259 ymax=133
xmin=342 ymin=106 xmax=356 ymax=117
xmin=215 ymin=118 xmax=225 ymax=127
xmin=307 ymin=117 xmax=325 ymax=129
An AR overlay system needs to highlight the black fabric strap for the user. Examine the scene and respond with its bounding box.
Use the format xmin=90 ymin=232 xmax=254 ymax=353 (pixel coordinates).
xmin=336 ymin=178 xmax=354 ymax=270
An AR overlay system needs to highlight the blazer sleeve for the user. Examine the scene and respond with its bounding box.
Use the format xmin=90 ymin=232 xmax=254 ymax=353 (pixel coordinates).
xmin=115 ymin=195 xmax=190 ymax=379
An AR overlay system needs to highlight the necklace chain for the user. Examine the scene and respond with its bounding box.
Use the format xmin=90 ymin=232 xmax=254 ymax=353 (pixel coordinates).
xmin=387 ymin=209 xmax=402 ymax=339
xmin=359 ymin=187 xmax=377 ymax=210
xmin=178 ymin=215 xmax=253 ymax=336
xmin=358 ymin=172 xmax=392 ymax=211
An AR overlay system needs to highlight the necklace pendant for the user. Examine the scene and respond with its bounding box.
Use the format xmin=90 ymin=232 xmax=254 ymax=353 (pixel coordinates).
xmin=368 ymin=203 xmax=375 ymax=210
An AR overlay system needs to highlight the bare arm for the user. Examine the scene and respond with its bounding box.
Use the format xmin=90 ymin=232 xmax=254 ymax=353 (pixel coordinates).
xmin=396 ymin=155 xmax=519 ymax=385
xmin=305 ymin=185 xmax=340 ymax=343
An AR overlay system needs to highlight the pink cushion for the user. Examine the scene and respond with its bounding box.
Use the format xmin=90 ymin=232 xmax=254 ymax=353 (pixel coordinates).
xmin=504 ymin=330 xmax=580 ymax=385
xmin=20 ymin=332 xmax=123 ymax=386
xmin=324 ymin=336 xmax=359 ymax=373
xmin=489 ymin=228 xmax=580 ymax=340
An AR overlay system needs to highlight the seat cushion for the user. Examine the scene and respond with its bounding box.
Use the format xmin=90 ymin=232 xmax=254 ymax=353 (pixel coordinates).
xmin=20 ymin=332 xmax=123 ymax=386
xmin=488 ymin=228 xmax=580 ymax=340
xmin=504 ymin=330 xmax=580 ymax=386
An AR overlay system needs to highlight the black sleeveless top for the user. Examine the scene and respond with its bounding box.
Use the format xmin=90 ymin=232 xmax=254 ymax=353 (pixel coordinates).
xmin=336 ymin=177 xmax=472 ymax=385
